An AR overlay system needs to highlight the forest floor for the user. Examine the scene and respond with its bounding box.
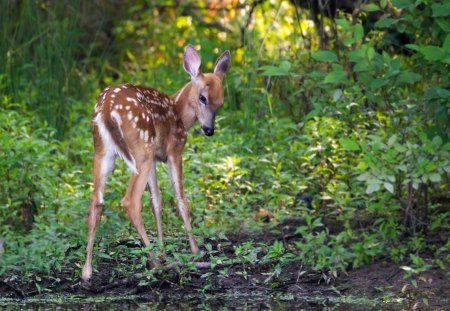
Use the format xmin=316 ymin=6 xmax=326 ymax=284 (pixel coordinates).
xmin=1 ymin=218 xmax=449 ymax=310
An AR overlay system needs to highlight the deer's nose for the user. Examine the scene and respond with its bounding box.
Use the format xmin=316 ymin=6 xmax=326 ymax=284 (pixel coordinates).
xmin=202 ymin=126 xmax=214 ymax=136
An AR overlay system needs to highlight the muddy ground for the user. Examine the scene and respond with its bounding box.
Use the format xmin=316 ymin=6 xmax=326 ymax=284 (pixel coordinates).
xmin=1 ymin=219 xmax=449 ymax=310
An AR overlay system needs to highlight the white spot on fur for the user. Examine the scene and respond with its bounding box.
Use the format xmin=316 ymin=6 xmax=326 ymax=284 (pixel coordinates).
xmin=126 ymin=97 xmax=137 ymax=104
xmin=114 ymin=88 xmax=121 ymax=93
xmin=125 ymin=106 xmax=130 ymax=110
xmin=127 ymin=111 xmax=133 ymax=120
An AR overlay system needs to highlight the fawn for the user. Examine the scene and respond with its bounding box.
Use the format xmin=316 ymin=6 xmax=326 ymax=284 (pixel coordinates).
xmin=81 ymin=45 xmax=231 ymax=282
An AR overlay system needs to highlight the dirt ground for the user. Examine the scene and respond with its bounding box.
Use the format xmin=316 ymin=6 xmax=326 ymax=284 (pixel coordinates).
xmin=1 ymin=219 xmax=449 ymax=310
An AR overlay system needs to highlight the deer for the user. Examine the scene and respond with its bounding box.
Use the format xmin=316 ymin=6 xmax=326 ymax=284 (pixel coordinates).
xmin=81 ymin=45 xmax=231 ymax=283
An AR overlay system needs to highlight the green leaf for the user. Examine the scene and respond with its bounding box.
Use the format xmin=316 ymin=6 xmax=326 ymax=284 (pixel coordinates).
xmin=357 ymin=172 xmax=370 ymax=181
xmin=392 ymin=0 xmax=413 ymax=9
xmin=424 ymin=87 xmax=450 ymax=99
xmin=367 ymin=47 xmax=376 ymax=61
xmin=333 ymin=89 xmax=343 ymax=101
xmin=357 ymin=162 xmax=368 ymax=171
xmin=324 ymin=68 xmax=346 ymax=84
xmin=354 ymin=24 xmax=364 ymax=42
xmin=405 ymin=44 xmax=420 ymax=52
xmin=436 ymin=18 xmax=450 ymax=32
xmin=443 ymin=34 xmax=450 ymax=53
xmin=419 ymin=46 xmax=445 ymax=61
xmin=312 ymin=50 xmax=338 ymax=62
xmin=384 ymin=182 xmax=394 ymax=194
xmin=304 ymin=108 xmax=321 ymax=120
xmin=375 ymin=18 xmax=398 ymax=28
xmin=259 ymin=61 xmax=291 ymax=76
xmin=429 ymin=173 xmax=441 ymax=183
xmin=394 ymin=144 xmax=407 ymax=153
xmin=335 ymin=18 xmax=350 ymax=30
xmin=388 ymin=134 xmax=397 ymax=146
xmin=348 ymin=49 xmax=365 ymax=62
xmin=432 ymin=136 xmax=443 ymax=148
xmin=432 ymin=3 xmax=450 ymax=17
xmin=371 ymin=78 xmax=388 ymax=89
xmin=354 ymin=61 xmax=369 ymax=72
xmin=339 ymin=137 xmax=360 ymax=151
xmin=366 ymin=182 xmax=381 ymax=194
xmin=442 ymin=143 xmax=450 ymax=151
xmin=362 ymin=4 xmax=381 ymax=12
xmin=396 ymin=71 xmax=422 ymax=85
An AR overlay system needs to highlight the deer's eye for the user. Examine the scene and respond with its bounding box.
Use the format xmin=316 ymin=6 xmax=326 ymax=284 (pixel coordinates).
xmin=199 ymin=94 xmax=207 ymax=105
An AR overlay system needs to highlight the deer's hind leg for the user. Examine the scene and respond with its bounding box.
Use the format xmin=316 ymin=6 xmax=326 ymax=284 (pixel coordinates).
xmin=122 ymin=158 xmax=160 ymax=267
xmin=82 ymin=139 xmax=115 ymax=282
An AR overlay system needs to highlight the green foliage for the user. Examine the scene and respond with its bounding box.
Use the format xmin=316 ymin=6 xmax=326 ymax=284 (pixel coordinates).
xmin=0 ymin=0 xmax=95 ymax=137
xmin=0 ymin=0 xmax=448 ymax=290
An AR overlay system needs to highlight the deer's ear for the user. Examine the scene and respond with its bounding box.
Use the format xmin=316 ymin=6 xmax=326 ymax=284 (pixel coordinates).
xmin=214 ymin=50 xmax=231 ymax=79
xmin=183 ymin=45 xmax=202 ymax=80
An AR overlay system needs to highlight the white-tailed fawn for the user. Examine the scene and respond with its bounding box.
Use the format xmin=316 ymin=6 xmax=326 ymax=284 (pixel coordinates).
xmin=82 ymin=45 xmax=231 ymax=282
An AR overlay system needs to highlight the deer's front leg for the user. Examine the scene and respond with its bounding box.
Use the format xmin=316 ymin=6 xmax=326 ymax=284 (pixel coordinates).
xmin=167 ymin=154 xmax=199 ymax=254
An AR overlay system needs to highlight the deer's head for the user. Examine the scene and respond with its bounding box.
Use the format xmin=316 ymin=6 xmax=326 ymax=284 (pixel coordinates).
xmin=182 ymin=45 xmax=231 ymax=136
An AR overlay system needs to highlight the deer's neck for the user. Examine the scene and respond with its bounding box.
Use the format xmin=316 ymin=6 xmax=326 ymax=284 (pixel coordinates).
xmin=171 ymin=82 xmax=196 ymax=131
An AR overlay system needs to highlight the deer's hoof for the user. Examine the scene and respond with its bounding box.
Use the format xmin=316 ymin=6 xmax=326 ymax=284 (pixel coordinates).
xmin=80 ymin=279 xmax=92 ymax=290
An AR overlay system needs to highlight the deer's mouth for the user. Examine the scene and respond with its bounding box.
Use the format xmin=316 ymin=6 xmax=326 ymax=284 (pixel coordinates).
xmin=201 ymin=126 xmax=215 ymax=136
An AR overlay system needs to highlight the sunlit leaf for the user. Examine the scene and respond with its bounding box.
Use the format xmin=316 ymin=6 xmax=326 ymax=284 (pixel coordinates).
xmin=388 ymin=135 xmax=397 ymax=147
xmin=429 ymin=173 xmax=441 ymax=183
xmin=362 ymin=4 xmax=381 ymax=12
xmin=333 ymin=89 xmax=342 ymax=101
xmin=335 ymin=18 xmax=350 ymax=30
xmin=366 ymin=182 xmax=381 ymax=194
xmin=384 ymin=182 xmax=394 ymax=194
xmin=339 ymin=138 xmax=360 ymax=151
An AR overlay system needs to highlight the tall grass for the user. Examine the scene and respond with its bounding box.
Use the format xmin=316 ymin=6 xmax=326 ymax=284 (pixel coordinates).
xmin=0 ymin=0 xmax=85 ymax=138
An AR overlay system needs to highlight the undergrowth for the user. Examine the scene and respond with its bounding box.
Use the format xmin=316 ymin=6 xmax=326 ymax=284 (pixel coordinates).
xmin=0 ymin=0 xmax=449 ymax=293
